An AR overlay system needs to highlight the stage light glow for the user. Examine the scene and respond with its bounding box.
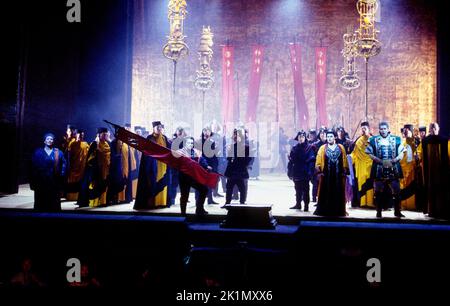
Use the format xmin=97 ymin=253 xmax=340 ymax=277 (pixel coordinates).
xmin=131 ymin=0 xmax=436 ymax=144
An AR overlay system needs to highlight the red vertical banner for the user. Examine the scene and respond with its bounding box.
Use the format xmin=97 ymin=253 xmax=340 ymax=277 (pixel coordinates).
xmin=315 ymin=47 xmax=328 ymax=127
xmin=222 ymin=46 xmax=235 ymax=125
xmin=289 ymin=44 xmax=309 ymax=130
xmin=246 ymin=46 xmax=264 ymax=122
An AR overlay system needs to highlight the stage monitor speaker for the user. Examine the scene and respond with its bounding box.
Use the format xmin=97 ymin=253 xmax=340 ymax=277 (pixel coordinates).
xmin=220 ymin=204 xmax=277 ymax=229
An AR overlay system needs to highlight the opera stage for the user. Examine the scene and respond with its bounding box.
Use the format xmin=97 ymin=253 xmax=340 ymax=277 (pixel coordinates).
xmin=2 ymin=0 xmax=450 ymax=298
xmin=0 ymin=173 xmax=436 ymax=223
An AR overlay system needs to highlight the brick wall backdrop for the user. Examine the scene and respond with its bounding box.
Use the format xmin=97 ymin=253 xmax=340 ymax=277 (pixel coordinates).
xmin=131 ymin=0 xmax=436 ymax=139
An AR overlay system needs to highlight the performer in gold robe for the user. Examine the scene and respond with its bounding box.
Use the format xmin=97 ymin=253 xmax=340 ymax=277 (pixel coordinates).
xmin=134 ymin=121 xmax=171 ymax=209
xmin=66 ymin=130 xmax=89 ymax=201
xmin=77 ymin=127 xmax=111 ymax=208
xmin=350 ymin=121 xmax=374 ymax=208
xmin=399 ymin=124 xmax=418 ymax=210
xmin=61 ymin=125 xmax=77 ymax=154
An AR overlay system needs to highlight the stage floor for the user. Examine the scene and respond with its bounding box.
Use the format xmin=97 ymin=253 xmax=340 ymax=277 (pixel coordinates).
xmin=0 ymin=173 xmax=433 ymax=222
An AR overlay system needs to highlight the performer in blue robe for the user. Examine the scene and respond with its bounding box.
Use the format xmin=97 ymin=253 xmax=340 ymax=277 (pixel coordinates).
xmin=30 ymin=133 xmax=66 ymax=212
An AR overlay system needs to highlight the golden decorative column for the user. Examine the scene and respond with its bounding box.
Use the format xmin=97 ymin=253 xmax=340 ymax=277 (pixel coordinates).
xmin=340 ymin=27 xmax=360 ymax=130
xmin=194 ymin=26 xmax=214 ymax=126
xmin=163 ymin=0 xmax=190 ymax=110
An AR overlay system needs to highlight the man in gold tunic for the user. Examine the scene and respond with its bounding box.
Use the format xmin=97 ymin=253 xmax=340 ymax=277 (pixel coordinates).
xmin=134 ymin=121 xmax=171 ymax=209
xmin=77 ymin=127 xmax=111 ymax=208
xmin=351 ymin=121 xmax=374 ymax=208
xmin=399 ymin=124 xmax=418 ymax=210
xmin=66 ymin=130 xmax=89 ymax=201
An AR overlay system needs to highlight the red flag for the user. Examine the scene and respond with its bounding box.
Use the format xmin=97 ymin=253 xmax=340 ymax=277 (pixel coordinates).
xmin=246 ymin=46 xmax=264 ymax=122
xmin=289 ymin=43 xmax=309 ymax=130
xmin=116 ymin=127 xmax=220 ymax=188
xmin=315 ymin=47 xmax=328 ymax=127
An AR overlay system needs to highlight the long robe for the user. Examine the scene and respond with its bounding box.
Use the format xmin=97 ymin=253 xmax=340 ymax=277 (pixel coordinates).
xmin=108 ymin=139 xmax=128 ymax=203
xmin=400 ymin=137 xmax=417 ymax=210
xmin=314 ymin=144 xmax=349 ymax=217
xmin=31 ymin=147 xmax=66 ymax=211
xmin=132 ymin=148 xmax=141 ymax=199
xmin=125 ymin=145 xmax=138 ymax=202
xmin=77 ymin=140 xmax=111 ymax=207
xmin=351 ymin=135 xmax=374 ymax=208
xmin=66 ymin=140 xmax=89 ymax=201
xmin=134 ymin=133 xmax=171 ymax=209
xmin=421 ymin=135 xmax=450 ymax=219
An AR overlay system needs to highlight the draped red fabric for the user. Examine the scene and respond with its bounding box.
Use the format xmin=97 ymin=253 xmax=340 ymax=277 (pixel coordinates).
xmin=315 ymin=47 xmax=328 ymax=127
xmin=116 ymin=127 xmax=220 ymax=188
xmin=288 ymin=44 xmax=309 ymax=130
xmin=222 ymin=46 xmax=235 ymax=125
xmin=246 ymin=46 xmax=264 ymax=122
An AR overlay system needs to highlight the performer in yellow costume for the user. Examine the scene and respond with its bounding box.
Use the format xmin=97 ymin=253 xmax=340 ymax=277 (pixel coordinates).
xmin=77 ymin=127 xmax=111 ymax=208
xmin=399 ymin=124 xmax=418 ymax=210
xmin=134 ymin=121 xmax=170 ymax=209
xmin=66 ymin=130 xmax=89 ymax=201
xmin=350 ymin=121 xmax=374 ymax=208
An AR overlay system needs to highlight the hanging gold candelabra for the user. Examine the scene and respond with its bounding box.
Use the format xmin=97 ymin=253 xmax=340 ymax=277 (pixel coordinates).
xmin=340 ymin=27 xmax=361 ymax=131
xmin=340 ymin=28 xmax=360 ymax=91
xmin=163 ymin=0 xmax=189 ymax=61
xmin=194 ymin=26 xmax=214 ymax=91
xmin=353 ymin=0 xmax=381 ymax=120
xmin=163 ymin=0 xmax=189 ymax=112
xmin=194 ymin=26 xmax=214 ymax=125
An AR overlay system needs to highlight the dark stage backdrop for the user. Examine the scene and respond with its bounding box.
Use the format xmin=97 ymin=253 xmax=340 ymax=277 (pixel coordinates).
xmin=1 ymin=0 xmax=133 ymax=187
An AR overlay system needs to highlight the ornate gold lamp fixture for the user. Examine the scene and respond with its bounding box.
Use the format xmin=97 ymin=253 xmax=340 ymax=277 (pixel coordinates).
xmin=194 ymin=26 xmax=214 ymax=91
xmin=163 ymin=0 xmax=189 ymax=108
xmin=340 ymin=27 xmax=361 ymax=131
xmin=194 ymin=26 xmax=214 ymax=125
xmin=354 ymin=0 xmax=381 ymax=120
xmin=340 ymin=29 xmax=360 ymax=91
xmin=163 ymin=0 xmax=189 ymax=61
xmin=354 ymin=0 xmax=381 ymax=58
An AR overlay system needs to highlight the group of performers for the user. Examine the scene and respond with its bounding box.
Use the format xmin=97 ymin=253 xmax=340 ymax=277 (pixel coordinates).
xmin=30 ymin=124 xmax=141 ymax=212
xmin=30 ymin=119 xmax=449 ymax=220
xmin=287 ymin=121 xmax=449 ymax=219
xmin=30 ymin=121 xmax=255 ymax=216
